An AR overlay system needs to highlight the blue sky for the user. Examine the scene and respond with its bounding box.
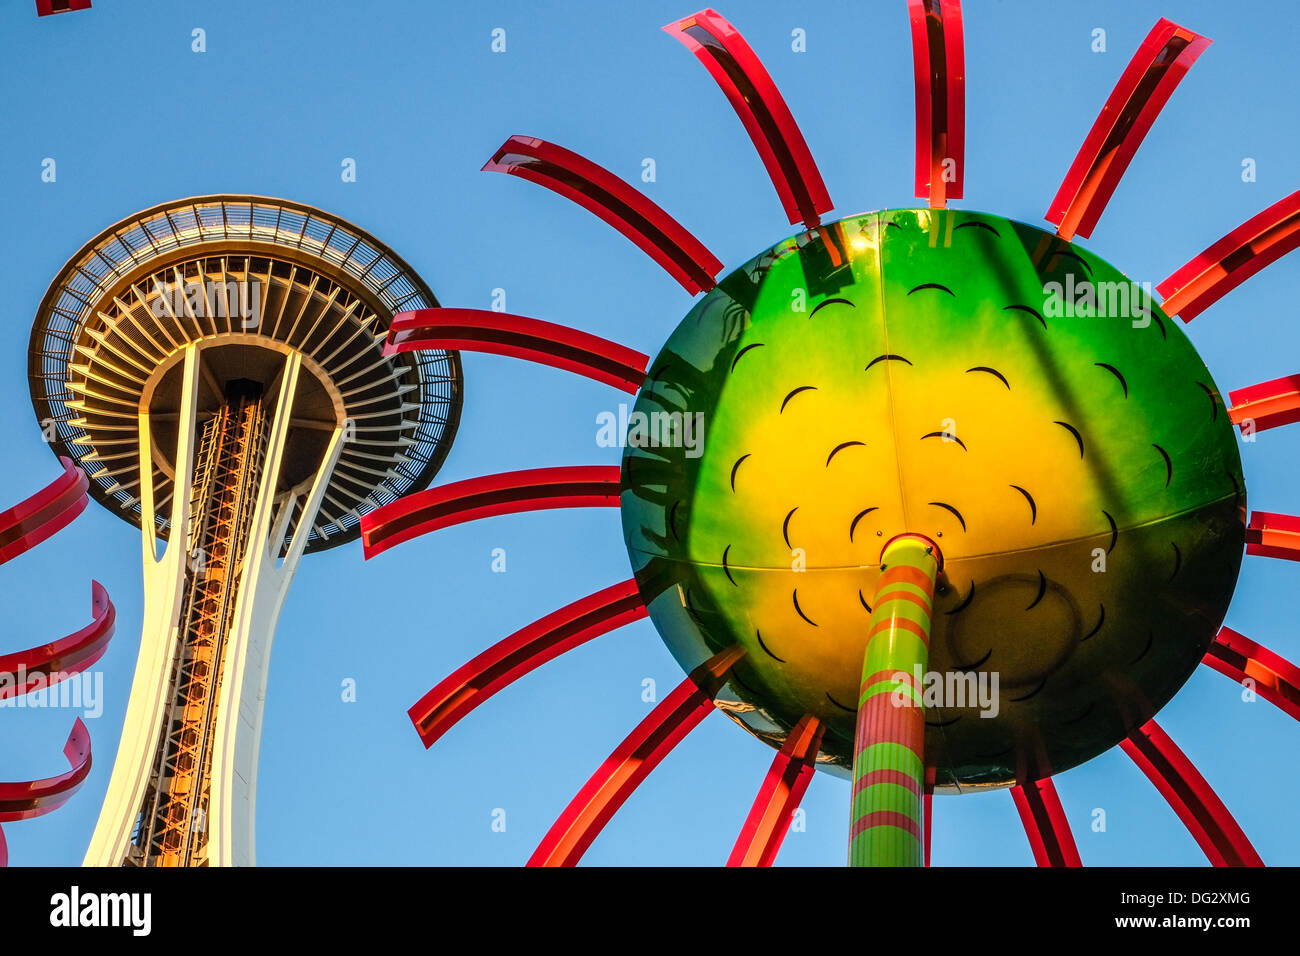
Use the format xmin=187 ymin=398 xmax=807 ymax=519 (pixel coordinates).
xmin=1 ymin=0 xmax=1297 ymax=866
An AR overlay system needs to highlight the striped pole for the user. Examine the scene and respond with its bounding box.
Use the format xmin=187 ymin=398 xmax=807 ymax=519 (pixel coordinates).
xmin=850 ymin=533 xmax=939 ymax=867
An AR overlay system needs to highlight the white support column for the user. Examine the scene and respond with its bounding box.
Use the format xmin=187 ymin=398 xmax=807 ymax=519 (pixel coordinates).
xmin=207 ymin=352 xmax=346 ymax=866
xmin=84 ymin=345 xmax=202 ymax=867
xmin=83 ymin=345 xmax=345 ymax=868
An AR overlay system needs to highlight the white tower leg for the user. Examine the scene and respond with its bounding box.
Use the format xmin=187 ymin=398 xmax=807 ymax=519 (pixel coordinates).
xmin=83 ymin=345 xmax=342 ymax=867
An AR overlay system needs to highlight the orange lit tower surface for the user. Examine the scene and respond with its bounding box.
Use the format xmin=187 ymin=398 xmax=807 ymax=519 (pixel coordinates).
xmin=28 ymin=197 xmax=461 ymax=866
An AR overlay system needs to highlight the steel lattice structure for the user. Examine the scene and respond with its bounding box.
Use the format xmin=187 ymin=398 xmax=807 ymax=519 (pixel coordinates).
xmin=29 ymin=196 xmax=461 ymax=552
xmin=28 ymin=196 xmax=462 ymax=866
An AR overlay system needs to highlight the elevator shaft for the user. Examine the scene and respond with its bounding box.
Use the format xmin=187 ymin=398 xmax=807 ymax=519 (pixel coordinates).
xmin=126 ymin=392 xmax=268 ymax=866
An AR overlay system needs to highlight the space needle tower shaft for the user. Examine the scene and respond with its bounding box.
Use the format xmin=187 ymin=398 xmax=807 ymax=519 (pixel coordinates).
xmin=28 ymin=197 xmax=462 ymax=866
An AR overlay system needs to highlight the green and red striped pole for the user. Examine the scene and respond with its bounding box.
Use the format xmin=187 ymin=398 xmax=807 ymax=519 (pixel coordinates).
xmin=850 ymin=533 xmax=940 ymax=867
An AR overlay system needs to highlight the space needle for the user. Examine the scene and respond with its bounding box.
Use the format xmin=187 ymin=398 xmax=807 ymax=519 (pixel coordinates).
xmin=28 ymin=196 xmax=462 ymax=865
